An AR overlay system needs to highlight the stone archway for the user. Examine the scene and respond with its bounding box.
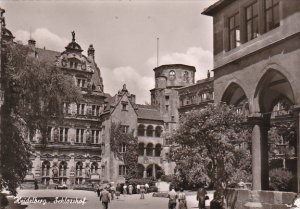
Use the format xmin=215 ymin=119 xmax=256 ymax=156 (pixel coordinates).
xmin=251 ymin=69 xmax=296 ymax=190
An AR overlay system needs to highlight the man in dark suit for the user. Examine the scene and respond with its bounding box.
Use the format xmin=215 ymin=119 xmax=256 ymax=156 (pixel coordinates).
xmin=100 ymin=187 xmax=110 ymax=209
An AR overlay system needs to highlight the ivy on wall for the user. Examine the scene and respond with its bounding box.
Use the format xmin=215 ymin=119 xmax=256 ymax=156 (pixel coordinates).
xmin=110 ymin=122 xmax=139 ymax=180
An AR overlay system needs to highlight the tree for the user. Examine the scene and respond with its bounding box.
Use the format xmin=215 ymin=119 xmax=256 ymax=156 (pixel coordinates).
xmin=169 ymin=103 xmax=252 ymax=189
xmin=110 ymin=122 xmax=139 ymax=180
xmin=0 ymin=43 xmax=81 ymax=195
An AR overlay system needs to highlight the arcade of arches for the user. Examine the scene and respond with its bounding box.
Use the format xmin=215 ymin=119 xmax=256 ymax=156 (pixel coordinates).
xmin=221 ymin=69 xmax=299 ymax=191
xmin=137 ymin=163 xmax=163 ymax=179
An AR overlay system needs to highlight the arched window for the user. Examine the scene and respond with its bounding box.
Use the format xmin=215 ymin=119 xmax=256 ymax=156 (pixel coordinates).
xmin=91 ymin=162 xmax=98 ymax=174
xmin=146 ymin=125 xmax=154 ymax=137
xmin=59 ymin=161 xmax=67 ymax=177
xmin=169 ymin=70 xmax=175 ymax=80
xmin=76 ymin=162 xmax=83 ymax=177
xmin=138 ymin=124 xmax=145 ymax=136
xmin=138 ymin=143 xmax=145 ymax=156
xmin=155 ymin=144 xmax=162 ymax=157
xmin=146 ymin=143 xmax=154 ymax=156
xmin=155 ymin=126 xmax=163 ymax=137
xmin=42 ymin=161 xmax=50 ymax=177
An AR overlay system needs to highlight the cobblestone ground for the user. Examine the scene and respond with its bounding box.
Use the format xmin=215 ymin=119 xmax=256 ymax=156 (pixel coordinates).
xmin=8 ymin=189 xmax=213 ymax=209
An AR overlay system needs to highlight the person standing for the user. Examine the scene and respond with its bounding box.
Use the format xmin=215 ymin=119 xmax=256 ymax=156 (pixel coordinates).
xmin=116 ymin=184 xmax=121 ymax=199
xmin=168 ymin=187 xmax=178 ymax=209
xmin=110 ymin=184 xmax=116 ymax=200
xmin=96 ymin=184 xmax=101 ymax=197
xmin=136 ymin=184 xmax=140 ymax=194
xmin=128 ymin=184 xmax=133 ymax=195
xmin=197 ymin=187 xmax=207 ymax=209
xmin=178 ymin=188 xmax=187 ymax=209
xmin=140 ymin=184 xmax=145 ymax=199
xmin=100 ymin=187 xmax=110 ymax=209
xmin=145 ymin=183 xmax=149 ymax=193
xmin=123 ymin=184 xmax=127 ymax=195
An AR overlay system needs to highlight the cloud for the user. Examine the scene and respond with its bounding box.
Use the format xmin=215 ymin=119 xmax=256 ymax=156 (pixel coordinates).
xmin=148 ymin=47 xmax=213 ymax=80
xmin=102 ymin=66 xmax=154 ymax=104
xmin=14 ymin=28 xmax=69 ymax=51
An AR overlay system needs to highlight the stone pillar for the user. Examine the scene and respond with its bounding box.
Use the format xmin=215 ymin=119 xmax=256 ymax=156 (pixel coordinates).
xmin=152 ymin=164 xmax=156 ymax=179
xmin=293 ymin=106 xmax=300 ymax=193
xmin=249 ymin=115 xmax=269 ymax=190
xmin=152 ymin=148 xmax=155 ymax=157
xmin=144 ymin=148 xmax=146 ymax=156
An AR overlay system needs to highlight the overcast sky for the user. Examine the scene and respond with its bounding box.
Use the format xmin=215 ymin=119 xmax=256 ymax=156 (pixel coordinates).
xmin=1 ymin=0 xmax=217 ymax=104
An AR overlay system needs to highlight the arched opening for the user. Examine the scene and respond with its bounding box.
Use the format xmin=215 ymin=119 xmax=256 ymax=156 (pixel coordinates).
xmin=138 ymin=124 xmax=145 ymax=136
xmin=137 ymin=164 xmax=145 ymax=178
xmin=42 ymin=161 xmax=50 ymax=185
xmin=155 ymin=126 xmax=163 ymax=137
xmin=138 ymin=143 xmax=145 ymax=156
xmin=221 ymin=82 xmax=249 ymax=115
xmin=253 ymin=69 xmax=296 ymax=191
xmin=155 ymin=144 xmax=162 ymax=157
xmin=75 ymin=161 xmax=83 ymax=184
xmin=146 ymin=125 xmax=154 ymax=137
xmin=91 ymin=162 xmax=98 ymax=174
xmin=59 ymin=161 xmax=67 ymax=184
xmin=146 ymin=164 xmax=163 ymax=179
xmin=146 ymin=143 xmax=154 ymax=156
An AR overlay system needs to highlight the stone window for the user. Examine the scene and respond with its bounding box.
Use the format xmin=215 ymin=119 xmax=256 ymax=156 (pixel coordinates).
xmin=155 ymin=126 xmax=163 ymax=137
xmin=76 ymin=129 xmax=84 ymax=143
xmin=146 ymin=125 xmax=154 ymax=137
xmin=246 ymin=1 xmax=259 ymax=41
xmin=119 ymin=165 xmax=127 ymax=176
xmin=228 ymin=12 xmax=240 ymax=50
xmin=138 ymin=124 xmax=145 ymax=136
xmin=122 ymin=101 xmax=128 ymax=111
xmin=59 ymin=128 xmax=68 ymax=142
xmin=121 ymin=125 xmax=129 ymax=134
xmin=165 ymin=105 xmax=169 ymax=111
xmin=169 ymin=70 xmax=176 ymax=80
xmin=265 ymin=0 xmax=280 ymax=32
xmin=138 ymin=143 xmax=144 ymax=156
xmin=119 ymin=143 xmax=127 ymax=153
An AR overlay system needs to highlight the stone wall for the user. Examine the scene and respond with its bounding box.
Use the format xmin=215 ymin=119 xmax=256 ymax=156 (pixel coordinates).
xmin=225 ymin=189 xmax=296 ymax=209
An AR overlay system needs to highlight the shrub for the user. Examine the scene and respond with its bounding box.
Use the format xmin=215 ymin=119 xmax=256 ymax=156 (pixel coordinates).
xmin=148 ymin=186 xmax=158 ymax=193
xmin=161 ymin=174 xmax=176 ymax=182
xmin=127 ymin=178 xmax=156 ymax=186
xmin=269 ymin=168 xmax=294 ymax=191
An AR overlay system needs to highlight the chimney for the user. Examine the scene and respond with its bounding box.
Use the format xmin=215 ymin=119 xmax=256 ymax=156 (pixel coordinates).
xmin=88 ymin=44 xmax=95 ymax=60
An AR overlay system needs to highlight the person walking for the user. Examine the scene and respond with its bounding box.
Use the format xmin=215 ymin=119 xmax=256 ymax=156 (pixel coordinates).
xmin=96 ymin=184 xmax=101 ymax=197
xmin=110 ymin=184 xmax=116 ymax=200
xmin=167 ymin=187 xmax=178 ymax=209
xmin=178 ymin=188 xmax=187 ymax=209
xmin=140 ymin=184 xmax=145 ymax=199
xmin=197 ymin=187 xmax=207 ymax=209
xmin=115 ymin=184 xmax=121 ymax=199
xmin=100 ymin=187 xmax=110 ymax=209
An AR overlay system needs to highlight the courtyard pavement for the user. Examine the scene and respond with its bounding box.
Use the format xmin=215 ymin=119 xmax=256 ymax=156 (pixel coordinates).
xmin=6 ymin=189 xmax=213 ymax=209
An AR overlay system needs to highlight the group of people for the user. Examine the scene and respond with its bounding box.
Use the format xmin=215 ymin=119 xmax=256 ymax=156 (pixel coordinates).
xmin=97 ymin=182 xmax=151 ymax=208
xmin=167 ymin=187 xmax=209 ymax=209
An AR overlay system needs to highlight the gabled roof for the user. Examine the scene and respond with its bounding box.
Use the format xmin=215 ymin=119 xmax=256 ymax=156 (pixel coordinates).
xmin=35 ymin=48 xmax=60 ymax=65
xmin=136 ymin=105 xmax=163 ymax=121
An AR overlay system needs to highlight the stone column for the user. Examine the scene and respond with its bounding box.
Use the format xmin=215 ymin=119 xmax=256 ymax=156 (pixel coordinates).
xmin=144 ymin=148 xmax=146 ymax=156
xmin=152 ymin=164 xmax=156 ymax=179
xmin=248 ymin=115 xmax=269 ymax=190
xmin=293 ymin=106 xmax=300 ymax=193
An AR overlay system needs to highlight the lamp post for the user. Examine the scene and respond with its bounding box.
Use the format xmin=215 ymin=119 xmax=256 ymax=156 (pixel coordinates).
xmin=0 ymin=7 xmax=5 ymax=191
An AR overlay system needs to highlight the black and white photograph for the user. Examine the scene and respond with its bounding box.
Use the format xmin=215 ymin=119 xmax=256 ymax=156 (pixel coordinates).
xmin=0 ymin=0 xmax=300 ymax=208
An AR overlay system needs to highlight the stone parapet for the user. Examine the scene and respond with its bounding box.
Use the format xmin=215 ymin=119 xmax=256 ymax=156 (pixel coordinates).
xmin=226 ymin=189 xmax=296 ymax=209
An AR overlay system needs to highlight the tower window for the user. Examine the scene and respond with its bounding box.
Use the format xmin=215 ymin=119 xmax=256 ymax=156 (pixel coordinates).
xmin=265 ymin=0 xmax=280 ymax=32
